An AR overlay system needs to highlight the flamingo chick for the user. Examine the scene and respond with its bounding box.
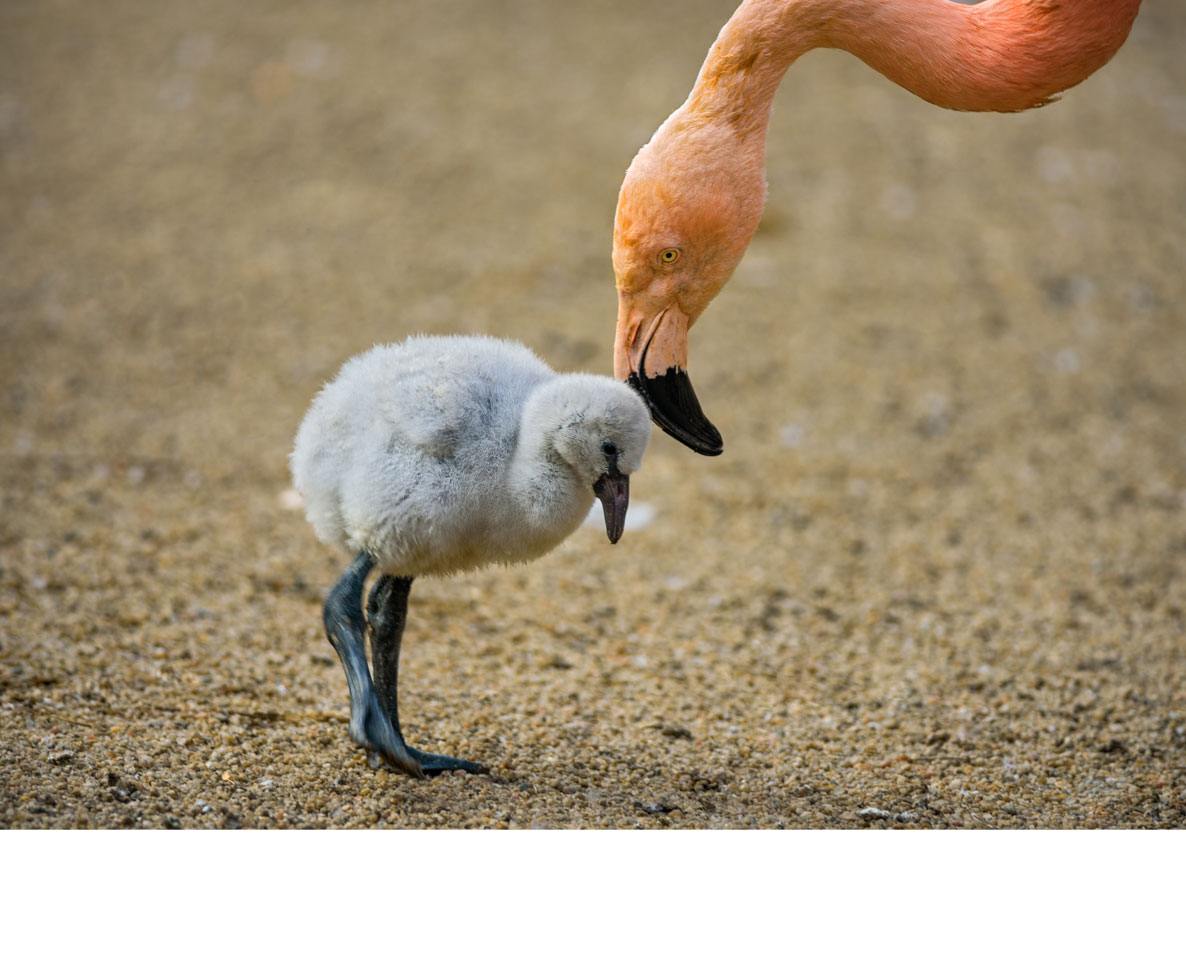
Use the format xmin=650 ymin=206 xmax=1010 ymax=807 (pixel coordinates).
xmin=291 ymin=335 xmax=651 ymax=778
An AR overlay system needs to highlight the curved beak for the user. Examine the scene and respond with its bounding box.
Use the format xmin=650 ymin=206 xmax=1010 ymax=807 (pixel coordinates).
xmin=614 ymin=303 xmax=723 ymax=457
xmin=593 ymin=472 xmax=630 ymax=544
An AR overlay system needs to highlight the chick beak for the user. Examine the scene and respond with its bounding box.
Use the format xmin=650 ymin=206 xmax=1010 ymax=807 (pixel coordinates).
xmin=593 ymin=472 xmax=630 ymax=544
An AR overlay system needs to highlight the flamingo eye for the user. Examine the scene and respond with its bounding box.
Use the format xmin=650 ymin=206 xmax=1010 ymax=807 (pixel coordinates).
xmin=659 ymin=248 xmax=680 ymax=264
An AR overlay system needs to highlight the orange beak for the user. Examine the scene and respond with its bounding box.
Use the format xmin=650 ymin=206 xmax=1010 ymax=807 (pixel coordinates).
xmin=614 ymin=299 xmax=723 ymax=456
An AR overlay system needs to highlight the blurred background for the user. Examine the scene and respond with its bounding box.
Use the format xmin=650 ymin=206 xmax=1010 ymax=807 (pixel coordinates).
xmin=1 ymin=0 xmax=1183 ymax=829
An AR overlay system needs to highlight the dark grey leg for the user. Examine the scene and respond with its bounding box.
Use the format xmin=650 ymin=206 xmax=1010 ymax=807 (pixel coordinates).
xmin=367 ymin=574 xmax=488 ymax=776
xmin=323 ymin=552 xmax=423 ymax=778
xmin=367 ymin=574 xmax=412 ymax=735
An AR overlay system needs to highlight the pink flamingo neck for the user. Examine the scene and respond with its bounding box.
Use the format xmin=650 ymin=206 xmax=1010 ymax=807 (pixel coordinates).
xmin=684 ymin=0 xmax=1143 ymax=136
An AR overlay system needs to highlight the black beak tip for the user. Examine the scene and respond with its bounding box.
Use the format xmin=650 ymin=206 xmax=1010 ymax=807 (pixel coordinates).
xmin=627 ymin=369 xmax=723 ymax=456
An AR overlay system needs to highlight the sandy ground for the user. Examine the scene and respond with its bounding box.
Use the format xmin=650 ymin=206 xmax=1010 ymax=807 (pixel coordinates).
xmin=1 ymin=0 xmax=1183 ymax=830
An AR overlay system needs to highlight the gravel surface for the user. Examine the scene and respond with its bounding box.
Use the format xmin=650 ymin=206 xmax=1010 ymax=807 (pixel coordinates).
xmin=2 ymin=0 xmax=1183 ymax=829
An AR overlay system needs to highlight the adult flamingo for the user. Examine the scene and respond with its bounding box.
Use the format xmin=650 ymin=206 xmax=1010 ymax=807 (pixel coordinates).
xmin=612 ymin=0 xmax=1143 ymax=455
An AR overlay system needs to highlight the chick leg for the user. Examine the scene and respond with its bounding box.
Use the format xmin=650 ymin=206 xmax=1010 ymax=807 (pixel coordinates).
xmin=367 ymin=573 xmax=488 ymax=776
xmin=323 ymin=552 xmax=424 ymax=778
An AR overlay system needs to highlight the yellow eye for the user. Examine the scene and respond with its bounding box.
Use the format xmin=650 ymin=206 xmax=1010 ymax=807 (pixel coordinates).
xmin=660 ymin=248 xmax=680 ymax=264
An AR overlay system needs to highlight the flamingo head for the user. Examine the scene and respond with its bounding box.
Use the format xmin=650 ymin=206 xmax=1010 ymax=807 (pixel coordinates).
xmin=612 ymin=124 xmax=765 ymax=456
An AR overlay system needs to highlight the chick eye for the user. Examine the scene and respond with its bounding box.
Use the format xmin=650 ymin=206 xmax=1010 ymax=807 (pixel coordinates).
xmin=659 ymin=248 xmax=680 ymax=264
xmin=601 ymin=442 xmax=619 ymax=457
